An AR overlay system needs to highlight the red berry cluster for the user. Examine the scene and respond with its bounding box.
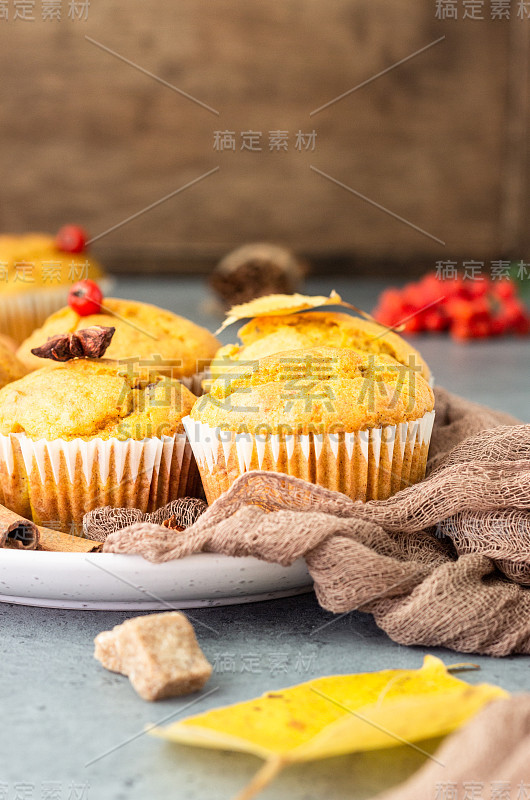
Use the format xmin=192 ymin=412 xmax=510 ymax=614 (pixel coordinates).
xmin=373 ymin=273 xmax=530 ymax=340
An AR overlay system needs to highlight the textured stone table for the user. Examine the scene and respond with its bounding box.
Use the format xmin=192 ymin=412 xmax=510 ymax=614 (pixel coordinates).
xmin=1 ymin=278 xmax=528 ymax=800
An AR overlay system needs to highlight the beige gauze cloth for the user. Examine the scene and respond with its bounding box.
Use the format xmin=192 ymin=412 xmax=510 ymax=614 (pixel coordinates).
xmin=374 ymin=695 xmax=530 ymax=799
xmin=96 ymin=387 xmax=530 ymax=657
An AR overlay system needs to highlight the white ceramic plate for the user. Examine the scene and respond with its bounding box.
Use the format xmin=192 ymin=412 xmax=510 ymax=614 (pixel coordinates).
xmin=0 ymin=550 xmax=313 ymax=610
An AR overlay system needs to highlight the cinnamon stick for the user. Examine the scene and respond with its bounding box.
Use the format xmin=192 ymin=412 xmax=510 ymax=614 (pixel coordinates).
xmin=1 ymin=520 xmax=40 ymax=550
xmin=0 ymin=503 xmax=101 ymax=553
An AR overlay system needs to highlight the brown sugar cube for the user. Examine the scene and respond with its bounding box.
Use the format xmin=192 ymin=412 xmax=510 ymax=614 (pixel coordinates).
xmin=94 ymin=612 xmax=212 ymax=701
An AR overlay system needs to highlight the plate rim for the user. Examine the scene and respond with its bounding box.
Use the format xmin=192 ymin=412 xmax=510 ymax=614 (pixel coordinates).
xmin=0 ymin=549 xmax=313 ymax=609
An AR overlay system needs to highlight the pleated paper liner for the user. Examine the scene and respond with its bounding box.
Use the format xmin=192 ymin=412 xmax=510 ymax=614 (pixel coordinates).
xmin=0 ymin=431 xmax=200 ymax=534
xmin=183 ymin=411 xmax=435 ymax=505
xmin=0 ymin=277 xmax=114 ymax=343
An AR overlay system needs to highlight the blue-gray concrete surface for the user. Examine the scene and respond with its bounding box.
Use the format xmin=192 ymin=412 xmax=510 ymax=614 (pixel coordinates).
xmin=1 ymin=277 xmax=529 ymax=800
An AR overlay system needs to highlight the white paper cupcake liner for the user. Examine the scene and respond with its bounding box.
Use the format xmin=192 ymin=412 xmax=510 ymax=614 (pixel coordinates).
xmin=183 ymin=411 xmax=435 ymax=504
xmin=0 ymin=430 xmax=200 ymax=533
xmin=0 ymin=277 xmax=114 ymax=343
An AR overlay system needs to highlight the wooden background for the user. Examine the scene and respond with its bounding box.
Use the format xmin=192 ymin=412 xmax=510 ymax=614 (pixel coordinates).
xmin=0 ymin=1 xmax=528 ymax=275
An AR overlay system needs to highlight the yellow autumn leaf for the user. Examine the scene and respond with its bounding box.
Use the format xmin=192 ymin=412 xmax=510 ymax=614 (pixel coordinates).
xmin=215 ymin=290 xmax=383 ymax=333
xmin=151 ymin=656 xmax=507 ymax=800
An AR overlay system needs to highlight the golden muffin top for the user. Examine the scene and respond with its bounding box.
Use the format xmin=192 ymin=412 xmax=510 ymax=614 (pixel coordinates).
xmin=0 ymin=358 xmax=196 ymax=441
xmin=0 ymin=233 xmax=104 ymax=296
xmin=192 ymin=346 xmax=434 ymax=435
xmin=211 ymin=311 xmax=431 ymax=383
xmin=0 ymin=338 xmax=27 ymax=390
xmin=17 ymin=298 xmax=221 ymax=375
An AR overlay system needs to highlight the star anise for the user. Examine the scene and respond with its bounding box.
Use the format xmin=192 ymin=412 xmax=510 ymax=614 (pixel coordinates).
xmin=31 ymin=326 xmax=115 ymax=362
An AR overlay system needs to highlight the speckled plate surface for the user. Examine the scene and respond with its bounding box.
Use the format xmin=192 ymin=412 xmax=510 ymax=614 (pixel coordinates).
xmin=0 ymin=550 xmax=313 ymax=610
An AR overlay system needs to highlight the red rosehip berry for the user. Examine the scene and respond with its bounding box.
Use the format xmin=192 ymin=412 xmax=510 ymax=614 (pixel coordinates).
xmin=501 ymin=299 xmax=526 ymax=327
xmin=446 ymin=297 xmax=473 ymax=322
xmin=468 ymin=297 xmax=491 ymax=321
xmin=467 ymin=278 xmax=490 ymax=299
xmin=489 ymin=316 xmax=506 ymax=337
xmin=514 ymin=315 xmax=530 ymax=336
xmin=451 ymin=320 xmax=473 ymax=341
xmin=403 ymin=315 xmax=423 ymax=334
xmin=378 ymin=288 xmax=404 ymax=312
xmin=492 ymin=279 xmax=517 ymax=301
xmin=373 ymin=308 xmax=394 ymax=327
xmin=469 ymin=319 xmax=491 ymax=339
xmin=444 ymin=277 xmax=465 ymax=298
xmin=402 ymin=283 xmax=424 ymax=311
xmin=423 ymin=309 xmax=446 ymax=333
xmin=68 ymin=279 xmax=103 ymax=316
xmin=56 ymin=225 xmax=88 ymax=254
xmin=419 ymin=273 xmax=443 ymax=304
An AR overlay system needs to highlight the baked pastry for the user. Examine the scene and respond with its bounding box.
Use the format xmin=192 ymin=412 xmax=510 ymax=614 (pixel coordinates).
xmin=0 ymin=231 xmax=108 ymax=342
xmin=212 ymin=310 xmax=431 ymax=384
xmin=0 ymin=337 xmax=26 ymax=389
xmin=16 ymin=298 xmax=220 ymax=388
xmin=0 ymin=358 xmax=199 ymax=531
xmin=184 ymin=346 xmax=435 ymax=504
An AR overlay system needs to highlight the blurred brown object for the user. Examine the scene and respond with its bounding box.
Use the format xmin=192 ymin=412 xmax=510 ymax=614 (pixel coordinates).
xmin=209 ymin=243 xmax=306 ymax=308
xmin=161 ymin=515 xmax=185 ymax=531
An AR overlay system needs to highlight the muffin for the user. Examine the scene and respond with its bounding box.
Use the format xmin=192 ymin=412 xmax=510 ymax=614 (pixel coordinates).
xmin=184 ymin=346 xmax=435 ymax=504
xmin=212 ymin=310 xmax=431 ymax=384
xmin=0 ymin=358 xmax=199 ymax=531
xmin=0 ymin=231 xmax=108 ymax=342
xmin=16 ymin=298 xmax=220 ymax=392
xmin=0 ymin=333 xmax=17 ymax=352
xmin=0 ymin=338 xmax=27 ymax=389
